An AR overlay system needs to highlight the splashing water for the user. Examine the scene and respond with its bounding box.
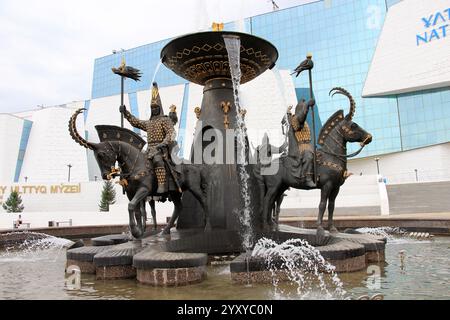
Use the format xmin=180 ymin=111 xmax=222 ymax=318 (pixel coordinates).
xmin=356 ymin=227 xmax=406 ymax=240
xmin=224 ymin=35 xmax=254 ymax=251
xmin=355 ymin=227 xmax=434 ymax=244
xmin=0 ymin=232 xmax=73 ymax=262
xmin=252 ymin=238 xmax=346 ymax=299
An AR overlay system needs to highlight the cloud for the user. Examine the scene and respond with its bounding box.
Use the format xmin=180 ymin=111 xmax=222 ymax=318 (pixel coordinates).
xmin=0 ymin=0 xmax=308 ymax=113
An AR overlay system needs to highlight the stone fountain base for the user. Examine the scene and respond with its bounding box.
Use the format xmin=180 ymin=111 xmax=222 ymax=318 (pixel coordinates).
xmin=65 ymin=225 xmax=385 ymax=286
xmin=229 ymin=225 xmax=385 ymax=284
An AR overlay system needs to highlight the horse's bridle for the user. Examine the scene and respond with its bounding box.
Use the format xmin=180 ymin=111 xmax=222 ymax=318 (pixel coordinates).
xmin=320 ymin=129 xmax=372 ymax=161
xmin=105 ymin=141 xmax=146 ymax=181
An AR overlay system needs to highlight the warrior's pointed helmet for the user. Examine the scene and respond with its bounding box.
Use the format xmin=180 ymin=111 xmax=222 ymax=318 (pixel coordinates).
xmin=151 ymin=82 xmax=163 ymax=109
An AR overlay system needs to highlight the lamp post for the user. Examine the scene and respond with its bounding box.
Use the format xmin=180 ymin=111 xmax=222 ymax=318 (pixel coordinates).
xmin=375 ymin=158 xmax=380 ymax=175
xmin=67 ymin=164 xmax=72 ymax=182
xmin=415 ymin=169 xmax=418 ymax=182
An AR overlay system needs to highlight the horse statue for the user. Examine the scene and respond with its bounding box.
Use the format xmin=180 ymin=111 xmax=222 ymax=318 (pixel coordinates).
xmin=260 ymin=88 xmax=373 ymax=236
xmin=69 ymin=108 xmax=211 ymax=238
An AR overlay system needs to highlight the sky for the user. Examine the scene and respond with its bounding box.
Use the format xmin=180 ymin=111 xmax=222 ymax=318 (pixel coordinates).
xmin=0 ymin=0 xmax=313 ymax=113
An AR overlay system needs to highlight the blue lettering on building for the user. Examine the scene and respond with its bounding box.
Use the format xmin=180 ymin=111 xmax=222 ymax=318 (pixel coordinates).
xmin=417 ymin=8 xmax=450 ymax=46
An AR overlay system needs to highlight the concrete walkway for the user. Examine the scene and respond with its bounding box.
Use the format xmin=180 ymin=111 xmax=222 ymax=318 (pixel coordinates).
xmin=280 ymin=212 xmax=450 ymax=235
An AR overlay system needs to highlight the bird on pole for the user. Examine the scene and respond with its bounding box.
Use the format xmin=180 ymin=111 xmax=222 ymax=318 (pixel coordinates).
xmin=112 ymin=57 xmax=142 ymax=81
xmin=112 ymin=57 xmax=142 ymax=128
xmin=291 ymin=53 xmax=314 ymax=77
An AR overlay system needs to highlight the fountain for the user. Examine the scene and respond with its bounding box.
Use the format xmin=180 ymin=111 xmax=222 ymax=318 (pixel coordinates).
xmin=161 ymin=31 xmax=278 ymax=238
xmin=64 ymin=30 xmax=386 ymax=291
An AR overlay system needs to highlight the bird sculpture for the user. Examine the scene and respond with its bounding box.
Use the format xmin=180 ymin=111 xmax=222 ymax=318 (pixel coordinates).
xmin=291 ymin=53 xmax=314 ymax=77
xmin=112 ymin=58 xmax=142 ymax=81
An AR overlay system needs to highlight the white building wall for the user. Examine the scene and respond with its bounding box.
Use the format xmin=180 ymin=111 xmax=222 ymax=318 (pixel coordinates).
xmin=0 ymin=181 xmax=171 ymax=228
xmin=348 ymin=143 xmax=450 ymax=184
xmin=136 ymin=84 xmax=186 ymax=121
xmin=85 ymin=95 xmax=132 ymax=143
xmin=363 ymin=0 xmax=450 ymax=96
xmin=19 ymin=105 xmax=89 ymax=183
xmin=281 ymin=175 xmax=383 ymax=210
xmin=85 ymin=94 xmax=132 ymax=180
xmin=0 ymin=114 xmax=25 ymax=183
xmin=241 ymin=69 xmax=298 ymax=151
xmin=183 ymin=83 xmax=204 ymax=159
xmin=0 ymin=181 xmax=166 ymax=229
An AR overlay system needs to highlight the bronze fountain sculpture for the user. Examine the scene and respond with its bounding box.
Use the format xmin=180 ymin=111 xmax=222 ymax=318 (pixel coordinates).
xmin=260 ymin=87 xmax=372 ymax=237
xmin=69 ymin=105 xmax=211 ymax=238
xmin=67 ymin=30 xmax=384 ymax=288
xmin=69 ymin=30 xmax=373 ymax=240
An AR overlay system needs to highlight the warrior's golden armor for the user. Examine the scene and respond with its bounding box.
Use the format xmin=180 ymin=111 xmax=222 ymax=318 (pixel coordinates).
xmin=288 ymin=99 xmax=316 ymax=188
xmin=121 ymin=83 xmax=176 ymax=194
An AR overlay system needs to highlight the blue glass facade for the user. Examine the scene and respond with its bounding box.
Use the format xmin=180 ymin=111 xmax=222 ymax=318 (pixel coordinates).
xmin=14 ymin=120 xmax=33 ymax=182
xmin=91 ymin=39 xmax=185 ymax=99
xmin=83 ymin=100 xmax=91 ymax=122
xmin=398 ymin=88 xmax=450 ymax=150
xmin=90 ymin=0 xmax=450 ymax=158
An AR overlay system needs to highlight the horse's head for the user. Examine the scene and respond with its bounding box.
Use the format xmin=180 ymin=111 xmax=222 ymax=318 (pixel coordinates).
xmin=93 ymin=143 xmax=119 ymax=180
xmin=327 ymin=88 xmax=372 ymax=147
xmin=68 ymin=109 xmax=119 ymax=180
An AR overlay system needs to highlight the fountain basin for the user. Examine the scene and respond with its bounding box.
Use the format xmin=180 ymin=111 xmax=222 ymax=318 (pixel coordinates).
xmin=161 ymin=31 xmax=278 ymax=85
xmin=133 ymin=250 xmax=208 ymax=286
xmin=66 ymin=245 xmax=114 ymax=274
xmin=229 ymin=226 xmax=386 ymax=284
xmin=93 ymin=241 xmax=144 ymax=280
xmin=91 ymin=234 xmax=130 ymax=247
xmin=65 ymin=225 xmax=386 ymax=285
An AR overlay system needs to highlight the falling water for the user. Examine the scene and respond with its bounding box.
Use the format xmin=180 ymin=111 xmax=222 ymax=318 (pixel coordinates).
xmin=151 ymin=60 xmax=163 ymax=86
xmin=224 ymin=35 xmax=254 ymax=251
xmin=252 ymin=238 xmax=346 ymax=299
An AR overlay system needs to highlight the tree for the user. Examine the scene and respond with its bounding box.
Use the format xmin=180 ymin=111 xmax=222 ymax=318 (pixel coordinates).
xmin=2 ymin=190 xmax=24 ymax=213
xmin=99 ymin=180 xmax=116 ymax=212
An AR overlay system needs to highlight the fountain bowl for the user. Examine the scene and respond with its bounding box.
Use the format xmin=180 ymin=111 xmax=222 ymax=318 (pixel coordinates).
xmin=161 ymin=31 xmax=279 ymax=85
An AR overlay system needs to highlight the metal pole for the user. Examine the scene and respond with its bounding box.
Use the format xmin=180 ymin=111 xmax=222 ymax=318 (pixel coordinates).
xmin=308 ymin=66 xmax=317 ymax=184
xmin=415 ymin=169 xmax=418 ymax=182
xmin=121 ymin=76 xmax=125 ymax=128
xmin=375 ymin=158 xmax=380 ymax=175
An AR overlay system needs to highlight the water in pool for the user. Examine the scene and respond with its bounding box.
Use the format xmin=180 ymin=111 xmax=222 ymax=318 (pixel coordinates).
xmin=0 ymin=234 xmax=449 ymax=300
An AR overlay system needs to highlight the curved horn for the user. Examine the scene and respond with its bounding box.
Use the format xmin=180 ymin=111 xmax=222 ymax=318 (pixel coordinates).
xmin=329 ymin=87 xmax=356 ymax=120
xmin=69 ymin=108 xmax=94 ymax=150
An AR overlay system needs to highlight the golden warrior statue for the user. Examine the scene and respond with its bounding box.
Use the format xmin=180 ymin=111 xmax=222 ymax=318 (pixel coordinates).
xmin=120 ymin=82 xmax=176 ymax=194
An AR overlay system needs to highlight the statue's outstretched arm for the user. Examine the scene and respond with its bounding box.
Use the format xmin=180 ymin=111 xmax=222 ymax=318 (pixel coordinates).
xmin=122 ymin=108 xmax=147 ymax=130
